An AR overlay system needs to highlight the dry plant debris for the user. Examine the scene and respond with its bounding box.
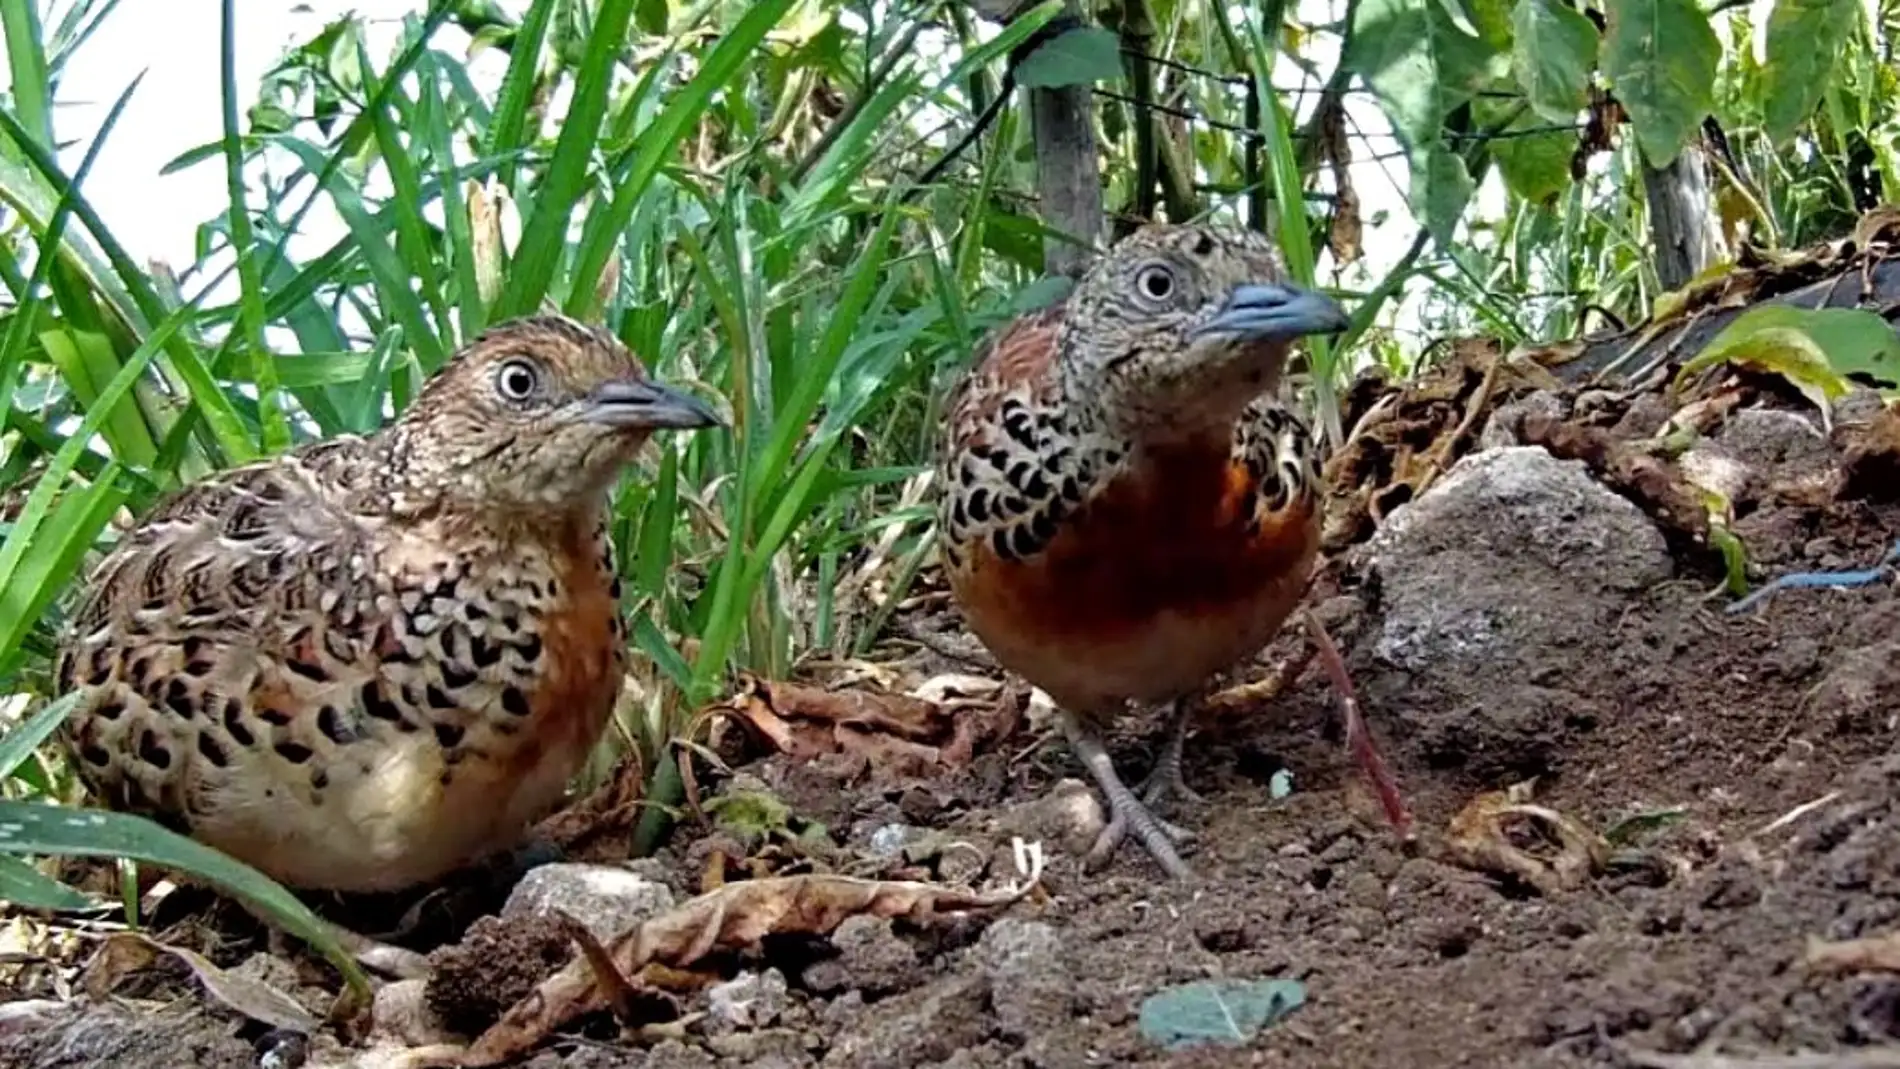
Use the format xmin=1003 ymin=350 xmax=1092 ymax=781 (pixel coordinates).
xmin=718 ymin=671 xmax=1021 ymax=782
xmin=454 ymin=848 xmax=1045 ymax=1065
xmin=1444 ymin=781 xmax=1610 ymax=896
xmin=81 ymin=930 xmax=318 ymax=1033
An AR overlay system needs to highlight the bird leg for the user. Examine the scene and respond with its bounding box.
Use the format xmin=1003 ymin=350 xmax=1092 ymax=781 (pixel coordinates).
xmin=1301 ymin=610 xmax=1414 ymax=842
xmin=1135 ymin=698 xmax=1206 ymax=809
xmin=1059 ymin=706 xmax=1197 ymax=880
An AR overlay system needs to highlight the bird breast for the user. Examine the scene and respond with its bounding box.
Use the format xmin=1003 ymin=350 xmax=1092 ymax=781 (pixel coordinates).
xmin=948 ymin=441 xmax=1319 ymax=715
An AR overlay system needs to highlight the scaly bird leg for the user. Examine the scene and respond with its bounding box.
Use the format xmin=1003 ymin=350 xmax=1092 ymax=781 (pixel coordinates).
xmin=1136 ymin=698 xmax=1206 ymax=809
xmin=1301 ymin=611 xmax=1414 ymax=842
xmin=1059 ymin=706 xmax=1197 ymax=880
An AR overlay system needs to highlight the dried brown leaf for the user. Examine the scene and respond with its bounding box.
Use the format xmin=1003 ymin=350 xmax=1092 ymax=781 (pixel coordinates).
xmin=457 ymin=868 xmax=1043 ymax=1065
xmin=1445 ymin=787 xmax=1609 ymax=895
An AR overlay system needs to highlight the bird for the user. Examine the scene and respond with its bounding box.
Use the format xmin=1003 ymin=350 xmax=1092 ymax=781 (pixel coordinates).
xmin=53 ymin=314 xmax=722 ymax=896
xmin=935 ymin=222 xmax=1410 ymax=879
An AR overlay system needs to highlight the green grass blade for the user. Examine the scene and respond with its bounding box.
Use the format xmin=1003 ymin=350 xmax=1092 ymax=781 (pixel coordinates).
xmin=481 ymin=0 xmax=557 ymax=192
xmin=0 ymin=854 xmax=96 ymax=912
xmin=220 ymin=0 xmax=287 ymax=454
xmin=498 ymin=0 xmax=641 ymax=317
xmin=1 ymin=0 xmax=53 ymax=147
xmin=0 ymin=691 xmax=81 ymax=781
xmin=0 ymin=800 xmax=369 ymax=998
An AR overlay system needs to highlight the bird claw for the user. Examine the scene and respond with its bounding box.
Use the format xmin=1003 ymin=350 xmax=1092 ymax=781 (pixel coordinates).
xmin=1085 ymin=783 xmax=1197 ymax=880
xmin=1136 ymin=761 xmax=1206 ymax=809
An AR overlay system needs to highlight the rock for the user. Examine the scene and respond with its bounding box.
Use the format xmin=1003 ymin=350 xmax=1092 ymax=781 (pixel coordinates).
xmin=705 ymin=969 xmax=791 ymax=1034
xmin=802 ymin=915 xmax=922 ymax=996
xmin=371 ymin=978 xmax=457 ymax=1046
xmin=1361 ymin=446 xmax=1674 ymax=778
xmin=972 ymin=919 xmax=1073 ymax=1040
xmin=991 ymin=777 xmax=1107 ymax=861
xmin=1708 ymin=407 xmax=1836 ymax=501
xmin=501 ymin=861 xmax=676 ymax=943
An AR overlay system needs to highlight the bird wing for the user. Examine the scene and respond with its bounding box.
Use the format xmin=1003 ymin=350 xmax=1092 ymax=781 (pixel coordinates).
xmin=56 ymin=437 xmax=385 ymax=821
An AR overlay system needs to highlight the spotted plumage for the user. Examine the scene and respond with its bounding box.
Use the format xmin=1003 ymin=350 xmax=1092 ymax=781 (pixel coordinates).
xmin=54 ymin=315 xmax=722 ymax=894
xmin=937 ymin=222 xmax=1364 ymax=879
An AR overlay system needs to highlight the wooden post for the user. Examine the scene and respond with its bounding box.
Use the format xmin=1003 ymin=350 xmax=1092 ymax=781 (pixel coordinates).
xmin=1639 ymin=141 xmax=1725 ymax=291
xmin=971 ymin=0 xmax=1106 ymax=278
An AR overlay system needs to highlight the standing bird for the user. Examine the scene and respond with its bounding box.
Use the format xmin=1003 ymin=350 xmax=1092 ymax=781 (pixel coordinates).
xmin=54 ymin=315 xmax=721 ymax=896
xmin=937 ymin=223 xmax=1408 ymax=879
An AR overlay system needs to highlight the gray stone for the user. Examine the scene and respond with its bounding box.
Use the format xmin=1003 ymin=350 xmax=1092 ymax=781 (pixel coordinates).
xmin=973 ymin=919 xmax=1072 ymax=1041
xmin=501 ymin=862 xmax=676 ymax=944
xmin=705 ymin=968 xmax=791 ymax=1034
xmin=1360 ymin=446 xmax=1674 ymax=778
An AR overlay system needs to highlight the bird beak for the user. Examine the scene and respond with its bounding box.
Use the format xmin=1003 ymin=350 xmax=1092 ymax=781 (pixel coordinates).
xmin=577 ymin=379 xmax=724 ymax=429
xmin=1193 ymin=281 xmax=1350 ymax=341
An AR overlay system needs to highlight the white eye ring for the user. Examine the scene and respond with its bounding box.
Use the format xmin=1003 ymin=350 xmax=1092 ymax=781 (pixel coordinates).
xmin=1136 ymin=264 xmax=1176 ymax=302
xmin=495 ymin=358 xmax=541 ymax=403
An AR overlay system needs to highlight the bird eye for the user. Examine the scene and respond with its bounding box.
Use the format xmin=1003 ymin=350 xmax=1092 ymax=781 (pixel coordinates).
xmin=494 ymin=358 xmax=541 ymax=403
xmin=1136 ymin=264 xmax=1176 ymax=302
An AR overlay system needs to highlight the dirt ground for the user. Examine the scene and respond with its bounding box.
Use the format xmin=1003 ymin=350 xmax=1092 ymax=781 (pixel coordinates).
xmin=6 ymin=344 xmax=1900 ymax=1069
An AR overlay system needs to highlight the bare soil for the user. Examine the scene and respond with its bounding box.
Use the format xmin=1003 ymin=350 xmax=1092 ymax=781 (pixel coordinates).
xmin=7 ymin=363 xmax=1900 ymax=1069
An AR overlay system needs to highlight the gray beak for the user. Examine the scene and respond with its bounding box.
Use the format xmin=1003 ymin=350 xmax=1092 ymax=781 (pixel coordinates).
xmin=1193 ymin=281 xmax=1350 ymax=340
xmin=578 ymin=379 xmax=724 ymax=429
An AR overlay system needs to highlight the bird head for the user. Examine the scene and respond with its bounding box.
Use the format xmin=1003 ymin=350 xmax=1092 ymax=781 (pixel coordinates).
xmin=1058 ymin=223 xmax=1347 ymax=441
xmin=383 ymin=315 xmax=723 ymax=515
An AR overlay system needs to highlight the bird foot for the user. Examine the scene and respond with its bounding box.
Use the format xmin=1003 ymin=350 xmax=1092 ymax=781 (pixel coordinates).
xmin=1061 ymin=708 xmax=1197 ymax=880
xmin=1135 ymin=698 xmax=1206 ymax=810
xmin=1086 ymin=785 xmax=1198 ymax=879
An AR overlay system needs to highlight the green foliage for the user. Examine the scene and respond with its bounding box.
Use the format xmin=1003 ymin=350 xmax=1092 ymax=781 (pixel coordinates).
xmin=1510 ymin=0 xmax=1597 ymax=123
xmin=1014 ymin=25 xmax=1124 ymax=89
xmin=1759 ymin=0 xmax=1860 ymax=143
xmin=1601 ymin=0 xmax=1721 ymax=165
xmin=1677 ymin=304 xmax=1900 ymax=416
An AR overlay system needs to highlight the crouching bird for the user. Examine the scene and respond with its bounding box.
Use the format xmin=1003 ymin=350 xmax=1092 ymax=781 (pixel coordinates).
xmin=936 ymin=223 xmax=1409 ymax=879
xmin=54 ymin=315 xmax=722 ymax=900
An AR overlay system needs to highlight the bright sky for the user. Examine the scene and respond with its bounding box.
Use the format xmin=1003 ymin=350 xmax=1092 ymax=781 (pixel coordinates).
xmin=46 ymin=0 xmax=1450 ymax=343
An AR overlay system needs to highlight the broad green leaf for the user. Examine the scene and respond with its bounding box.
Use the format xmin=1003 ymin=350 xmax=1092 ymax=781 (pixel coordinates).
xmin=1013 ymin=25 xmax=1123 ymax=89
xmin=1481 ymin=98 xmax=1575 ymax=204
xmin=1510 ymin=0 xmax=1598 ymax=123
xmin=1680 ymin=304 xmax=1900 ymax=401
xmin=1346 ymin=0 xmax=1499 ymax=242
xmin=1138 ymin=978 xmax=1308 ymax=1051
xmin=0 ymin=854 xmax=95 ymax=912
xmin=1760 ymin=0 xmax=1858 ymax=143
xmin=1601 ymin=0 xmax=1719 ymax=165
xmin=0 ymin=800 xmax=369 ymax=1001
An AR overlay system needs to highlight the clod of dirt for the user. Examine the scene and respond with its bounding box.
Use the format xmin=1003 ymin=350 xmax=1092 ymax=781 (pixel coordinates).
xmin=704 ymin=968 xmax=790 ymax=1034
xmin=1841 ymin=401 xmax=1900 ymax=501
xmin=1479 ymin=389 xmax=1569 ymax=450
xmin=972 ymin=918 xmax=1073 ymax=1043
xmin=0 ymin=999 xmax=255 ymax=1069
xmin=802 ymin=914 xmax=923 ymax=996
xmin=425 ymin=912 xmax=573 ymax=1038
xmin=1804 ymin=632 xmax=1900 ymax=738
xmin=1713 ymin=407 xmax=1836 ymax=501
xmin=819 ymin=974 xmax=991 ymax=1069
xmin=1358 ymin=446 xmax=1675 ymax=781
xmin=502 ymin=862 xmax=677 ymax=943
xmin=370 ymin=978 xmax=457 ymax=1047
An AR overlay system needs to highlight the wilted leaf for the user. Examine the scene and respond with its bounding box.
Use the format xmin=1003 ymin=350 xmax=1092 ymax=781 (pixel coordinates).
xmin=461 ymin=867 xmax=1045 ymax=1065
xmin=1137 ymin=978 xmax=1307 ymax=1051
xmin=1760 ymin=0 xmax=1857 ymax=142
xmin=1445 ymin=784 xmax=1610 ymax=894
xmin=723 ymin=674 xmax=1021 ymax=781
xmin=1014 ymin=26 xmax=1123 ymax=89
xmin=1601 ymin=0 xmax=1719 ymax=164
xmin=84 ymin=931 xmax=319 ymax=1033
xmin=1677 ymin=305 xmax=1900 ymax=421
xmin=1511 ymin=0 xmax=1599 ymax=122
